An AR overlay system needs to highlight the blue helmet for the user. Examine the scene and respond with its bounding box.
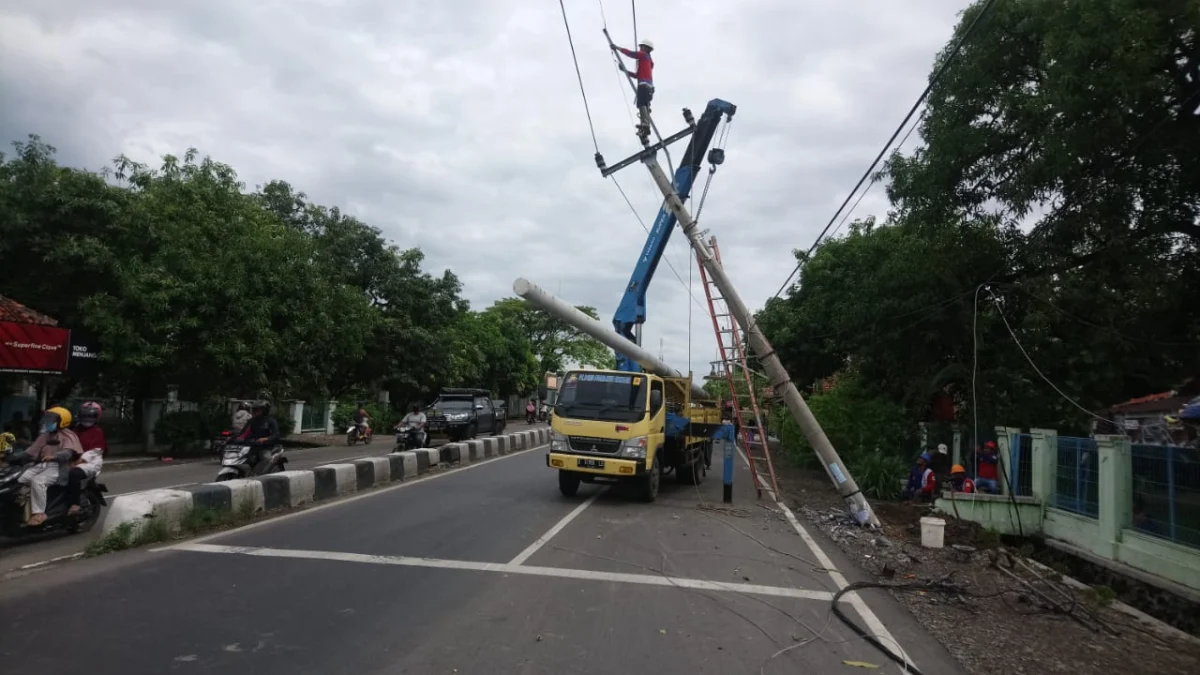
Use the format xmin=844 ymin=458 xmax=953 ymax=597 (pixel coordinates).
xmin=919 ymin=452 xmax=932 ymax=463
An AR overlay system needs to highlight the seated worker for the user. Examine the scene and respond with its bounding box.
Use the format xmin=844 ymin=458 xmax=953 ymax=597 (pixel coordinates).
xmin=65 ymin=401 xmax=107 ymax=515
xmin=974 ymin=441 xmax=1001 ymax=494
xmin=949 ymin=464 xmax=975 ymax=493
xmin=901 ymin=452 xmax=937 ymax=502
xmin=18 ymin=406 xmax=83 ymax=526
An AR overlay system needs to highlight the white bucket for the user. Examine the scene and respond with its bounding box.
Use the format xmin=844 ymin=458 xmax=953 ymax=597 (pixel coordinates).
xmin=919 ymin=516 xmax=946 ymax=549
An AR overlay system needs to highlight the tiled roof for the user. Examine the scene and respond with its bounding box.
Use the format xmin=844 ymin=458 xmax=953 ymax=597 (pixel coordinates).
xmin=0 ymin=295 xmax=58 ymax=326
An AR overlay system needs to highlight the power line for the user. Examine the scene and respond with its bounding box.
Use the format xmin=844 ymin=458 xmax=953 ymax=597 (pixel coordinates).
xmin=984 ymin=286 xmax=1119 ymax=426
xmin=558 ymin=0 xmax=601 ymax=153
xmin=770 ymin=0 xmax=1002 ymax=300
xmin=610 ymin=175 xmax=709 ymax=313
xmin=824 ymin=108 xmax=927 ymax=242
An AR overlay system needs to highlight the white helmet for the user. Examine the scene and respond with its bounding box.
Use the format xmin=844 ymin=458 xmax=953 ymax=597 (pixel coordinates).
xmin=638 ymin=39 xmax=654 ymax=50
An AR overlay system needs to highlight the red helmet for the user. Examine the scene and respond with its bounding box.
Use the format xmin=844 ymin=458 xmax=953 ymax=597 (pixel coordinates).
xmin=78 ymin=401 xmax=103 ymax=427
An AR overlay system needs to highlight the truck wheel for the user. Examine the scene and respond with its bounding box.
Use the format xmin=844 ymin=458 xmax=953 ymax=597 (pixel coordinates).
xmin=639 ymin=455 xmax=661 ymax=502
xmin=467 ymin=423 xmax=478 ymax=440
xmin=559 ymin=470 xmax=581 ymax=497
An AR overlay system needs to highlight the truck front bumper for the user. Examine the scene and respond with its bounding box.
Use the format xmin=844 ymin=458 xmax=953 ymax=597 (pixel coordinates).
xmin=546 ymin=452 xmax=646 ymax=477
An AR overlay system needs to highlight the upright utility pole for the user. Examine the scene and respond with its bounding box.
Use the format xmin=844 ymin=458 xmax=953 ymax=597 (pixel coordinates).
xmin=637 ymin=126 xmax=880 ymax=527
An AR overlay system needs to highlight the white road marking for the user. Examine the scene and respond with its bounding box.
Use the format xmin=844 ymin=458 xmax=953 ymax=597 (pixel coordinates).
xmin=508 ymin=490 xmax=603 ymax=566
xmin=749 ymin=444 xmax=916 ymax=673
xmin=151 ymin=444 xmax=548 ymax=550
xmin=168 ymin=542 xmax=836 ymax=602
xmin=15 ymin=552 xmax=84 ymax=570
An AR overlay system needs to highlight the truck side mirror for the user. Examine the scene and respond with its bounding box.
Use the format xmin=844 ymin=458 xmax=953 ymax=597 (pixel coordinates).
xmin=650 ymin=390 xmax=663 ymax=411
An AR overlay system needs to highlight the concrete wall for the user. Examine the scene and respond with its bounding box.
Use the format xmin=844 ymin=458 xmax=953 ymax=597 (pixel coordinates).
xmin=934 ymin=428 xmax=1200 ymax=597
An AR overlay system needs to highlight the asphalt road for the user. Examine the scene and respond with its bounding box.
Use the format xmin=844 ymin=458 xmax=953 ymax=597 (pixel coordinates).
xmin=0 ymin=440 xmax=964 ymax=675
xmin=0 ymin=421 xmax=545 ymax=571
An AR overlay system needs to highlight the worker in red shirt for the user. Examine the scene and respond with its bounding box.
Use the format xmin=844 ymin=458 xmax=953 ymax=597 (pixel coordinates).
xmin=974 ymin=440 xmax=1000 ymax=493
xmin=610 ymin=36 xmax=655 ymax=140
xmin=949 ymin=464 xmax=976 ymax=493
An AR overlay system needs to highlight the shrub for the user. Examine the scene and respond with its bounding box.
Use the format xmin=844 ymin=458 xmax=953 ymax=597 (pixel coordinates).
xmin=772 ymin=372 xmax=919 ymax=492
xmin=847 ymin=449 xmax=908 ymax=500
xmin=153 ymin=410 xmax=219 ymax=455
xmin=331 ymin=401 xmax=401 ymax=433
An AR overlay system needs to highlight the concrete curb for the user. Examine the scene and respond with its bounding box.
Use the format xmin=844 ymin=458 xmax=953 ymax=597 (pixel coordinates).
xmin=97 ymin=426 xmax=552 ymax=538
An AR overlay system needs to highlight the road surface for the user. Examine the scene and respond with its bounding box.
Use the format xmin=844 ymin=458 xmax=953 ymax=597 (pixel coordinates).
xmin=0 ymin=421 xmax=545 ymax=572
xmin=0 ymin=442 xmax=962 ymax=675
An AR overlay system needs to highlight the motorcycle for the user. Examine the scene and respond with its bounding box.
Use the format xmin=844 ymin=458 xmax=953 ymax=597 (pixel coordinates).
xmin=0 ymin=447 xmax=108 ymax=538
xmin=394 ymin=423 xmax=426 ymax=451
xmin=212 ymin=429 xmax=232 ymax=455
xmin=215 ymin=443 xmax=287 ymax=481
xmin=346 ymin=422 xmax=373 ymax=446
xmin=526 ymin=409 xmax=536 ymax=425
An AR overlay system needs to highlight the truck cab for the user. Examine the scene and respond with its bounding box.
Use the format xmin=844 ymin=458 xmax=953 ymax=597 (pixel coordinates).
xmin=547 ymin=369 xmax=720 ymax=501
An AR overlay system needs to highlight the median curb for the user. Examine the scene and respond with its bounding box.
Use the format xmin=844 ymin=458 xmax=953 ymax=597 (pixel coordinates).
xmin=97 ymin=426 xmax=551 ymax=538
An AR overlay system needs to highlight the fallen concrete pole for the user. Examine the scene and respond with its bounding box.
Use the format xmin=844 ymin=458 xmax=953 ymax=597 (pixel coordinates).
xmin=513 ymin=277 xmax=709 ymax=401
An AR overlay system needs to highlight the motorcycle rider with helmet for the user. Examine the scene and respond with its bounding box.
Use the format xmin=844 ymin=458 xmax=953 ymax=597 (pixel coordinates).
xmin=64 ymin=401 xmax=107 ymax=515
xmin=230 ymin=401 xmax=252 ymax=435
xmin=17 ymin=406 xmax=89 ymax=526
xmin=235 ymin=401 xmax=281 ymax=472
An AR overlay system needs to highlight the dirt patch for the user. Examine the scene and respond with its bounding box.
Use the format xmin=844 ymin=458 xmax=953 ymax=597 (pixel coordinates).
xmin=775 ymin=464 xmax=1200 ymax=675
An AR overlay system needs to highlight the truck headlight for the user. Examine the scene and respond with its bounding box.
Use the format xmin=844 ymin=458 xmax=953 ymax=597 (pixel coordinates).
xmin=620 ymin=436 xmax=648 ymax=459
xmin=551 ymin=431 xmax=570 ymax=452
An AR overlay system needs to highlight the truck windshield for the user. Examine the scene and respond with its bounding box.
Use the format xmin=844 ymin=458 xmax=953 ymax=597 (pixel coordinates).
xmin=556 ymin=372 xmax=647 ymax=423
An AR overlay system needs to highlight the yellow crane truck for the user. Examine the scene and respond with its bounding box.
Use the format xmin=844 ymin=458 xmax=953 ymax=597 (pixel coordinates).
xmin=546 ymin=369 xmax=722 ymax=501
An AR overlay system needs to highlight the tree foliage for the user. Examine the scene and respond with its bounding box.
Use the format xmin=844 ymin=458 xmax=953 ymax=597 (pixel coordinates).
xmin=758 ymin=0 xmax=1200 ymax=450
xmin=0 ymin=136 xmax=610 ymax=408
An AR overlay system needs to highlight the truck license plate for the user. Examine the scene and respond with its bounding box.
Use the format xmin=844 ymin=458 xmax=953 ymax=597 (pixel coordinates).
xmin=578 ymin=459 xmax=605 ymax=469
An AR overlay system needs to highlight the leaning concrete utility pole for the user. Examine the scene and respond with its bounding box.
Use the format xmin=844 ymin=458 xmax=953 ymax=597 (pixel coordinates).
xmin=640 ymin=147 xmax=881 ymax=527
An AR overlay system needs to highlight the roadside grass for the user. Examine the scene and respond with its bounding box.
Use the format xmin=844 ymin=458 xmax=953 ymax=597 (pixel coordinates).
xmin=83 ymin=498 xmax=260 ymax=557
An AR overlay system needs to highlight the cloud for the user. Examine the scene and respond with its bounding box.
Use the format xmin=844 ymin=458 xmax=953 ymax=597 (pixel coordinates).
xmin=0 ymin=0 xmax=972 ymax=377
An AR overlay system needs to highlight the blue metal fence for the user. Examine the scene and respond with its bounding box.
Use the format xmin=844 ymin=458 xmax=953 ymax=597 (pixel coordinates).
xmin=1129 ymin=444 xmax=1200 ymax=551
xmin=1007 ymin=432 xmax=1034 ymax=496
xmin=1050 ymin=436 xmax=1099 ymax=518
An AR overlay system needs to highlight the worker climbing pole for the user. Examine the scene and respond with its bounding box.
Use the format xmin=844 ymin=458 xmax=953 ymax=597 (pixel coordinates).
xmin=553 ymin=1 xmax=882 ymax=526
xmin=606 ymin=31 xmax=655 ymax=144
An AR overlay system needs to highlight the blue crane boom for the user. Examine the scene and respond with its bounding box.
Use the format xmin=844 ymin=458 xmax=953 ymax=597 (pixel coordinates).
xmin=610 ymin=98 xmax=737 ymax=372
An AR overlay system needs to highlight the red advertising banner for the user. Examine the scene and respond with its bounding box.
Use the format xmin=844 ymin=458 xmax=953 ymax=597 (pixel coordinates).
xmin=0 ymin=321 xmax=71 ymax=374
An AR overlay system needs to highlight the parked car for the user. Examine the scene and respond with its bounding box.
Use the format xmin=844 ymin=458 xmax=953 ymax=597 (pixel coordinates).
xmin=425 ymin=388 xmax=500 ymax=441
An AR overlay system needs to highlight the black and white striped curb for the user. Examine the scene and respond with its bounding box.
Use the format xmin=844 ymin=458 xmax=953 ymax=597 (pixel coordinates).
xmin=97 ymin=427 xmax=551 ymax=537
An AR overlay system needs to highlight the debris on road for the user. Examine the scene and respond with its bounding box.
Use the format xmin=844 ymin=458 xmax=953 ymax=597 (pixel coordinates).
xmin=776 ymin=466 xmax=1200 ymax=675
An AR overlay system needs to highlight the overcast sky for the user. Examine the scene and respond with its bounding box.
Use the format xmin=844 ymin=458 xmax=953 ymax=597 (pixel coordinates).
xmin=0 ymin=0 xmax=972 ymax=378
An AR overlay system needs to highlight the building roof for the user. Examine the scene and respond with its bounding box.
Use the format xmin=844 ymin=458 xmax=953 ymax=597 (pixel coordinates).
xmin=0 ymin=295 xmax=58 ymax=326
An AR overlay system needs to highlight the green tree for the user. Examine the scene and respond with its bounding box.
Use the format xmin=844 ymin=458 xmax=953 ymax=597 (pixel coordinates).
xmin=486 ymin=298 xmax=615 ymax=372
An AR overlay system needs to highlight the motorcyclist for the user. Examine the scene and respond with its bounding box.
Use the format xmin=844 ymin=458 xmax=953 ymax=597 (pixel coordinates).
xmin=230 ymin=401 xmax=252 ymax=435
xmin=397 ymin=404 xmax=427 ymax=447
xmin=526 ymin=400 xmax=536 ymax=423
xmin=66 ymin=401 xmax=106 ymax=515
xmin=235 ymin=401 xmax=280 ymax=471
xmin=17 ymin=406 xmax=84 ymax=526
xmin=352 ymin=404 xmax=371 ymax=439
